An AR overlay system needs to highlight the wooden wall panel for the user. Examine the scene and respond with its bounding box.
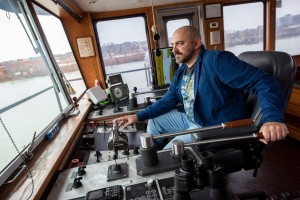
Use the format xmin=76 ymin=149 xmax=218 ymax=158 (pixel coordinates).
xmin=61 ymin=13 xmax=105 ymax=89
xmin=204 ymin=18 xmax=224 ymax=50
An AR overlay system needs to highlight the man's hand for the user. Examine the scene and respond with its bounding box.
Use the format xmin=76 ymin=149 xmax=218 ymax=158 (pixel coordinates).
xmin=113 ymin=114 xmax=138 ymax=127
xmin=259 ymin=122 xmax=289 ymax=144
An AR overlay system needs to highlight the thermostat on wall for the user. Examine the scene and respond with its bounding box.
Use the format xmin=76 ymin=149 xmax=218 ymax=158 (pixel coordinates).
xmin=210 ymin=22 xmax=219 ymax=29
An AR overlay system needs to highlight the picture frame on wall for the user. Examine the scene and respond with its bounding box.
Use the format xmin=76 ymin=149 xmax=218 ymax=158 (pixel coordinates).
xmin=205 ymin=3 xmax=222 ymax=19
xmin=76 ymin=37 xmax=95 ymax=58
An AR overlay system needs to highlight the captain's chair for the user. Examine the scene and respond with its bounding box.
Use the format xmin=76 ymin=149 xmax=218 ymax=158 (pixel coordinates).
xmin=193 ymin=51 xmax=297 ymax=176
xmin=239 ymin=51 xmax=296 ymax=128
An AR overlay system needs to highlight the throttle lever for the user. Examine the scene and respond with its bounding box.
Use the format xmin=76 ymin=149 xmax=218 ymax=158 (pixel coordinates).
xmin=222 ymin=118 xmax=254 ymax=129
xmin=254 ymin=132 xmax=264 ymax=139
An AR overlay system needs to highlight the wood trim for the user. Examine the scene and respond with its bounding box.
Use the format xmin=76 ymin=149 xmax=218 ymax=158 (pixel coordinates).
xmin=0 ymin=95 xmax=91 ymax=200
xmin=62 ymin=13 xmax=105 ymax=89
xmin=265 ymin=0 xmax=276 ymax=50
xmin=286 ymin=123 xmax=300 ymax=141
xmin=293 ymin=55 xmax=300 ymax=68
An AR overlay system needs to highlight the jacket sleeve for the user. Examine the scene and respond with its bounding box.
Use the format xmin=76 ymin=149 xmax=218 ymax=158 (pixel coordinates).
xmin=136 ymin=68 xmax=183 ymax=121
xmin=212 ymin=51 xmax=285 ymax=123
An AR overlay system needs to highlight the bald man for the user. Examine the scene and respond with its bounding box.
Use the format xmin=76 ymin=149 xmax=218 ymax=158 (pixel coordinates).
xmin=115 ymin=26 xmax=288 ymax=149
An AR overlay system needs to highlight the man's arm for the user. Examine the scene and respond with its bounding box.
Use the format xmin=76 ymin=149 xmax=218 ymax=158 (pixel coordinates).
xmin=214 ymin=51 xmax=288 ymax=143
xmin=114 ymin=114 xmax=138 ymax=127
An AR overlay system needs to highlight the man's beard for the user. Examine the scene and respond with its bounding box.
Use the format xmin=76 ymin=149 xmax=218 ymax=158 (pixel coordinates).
xmin=175 ymin=48 xmax=195 ymax=64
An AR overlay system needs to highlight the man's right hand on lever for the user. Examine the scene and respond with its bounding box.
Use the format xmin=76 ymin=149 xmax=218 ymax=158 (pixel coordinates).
xmin=114 ymin=114 xmax=138 ymax=127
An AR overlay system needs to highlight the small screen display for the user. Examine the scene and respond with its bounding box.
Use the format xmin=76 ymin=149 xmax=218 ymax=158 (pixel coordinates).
xmin=86 ymin=189 xmax=103 ymax=199
xmin=108 ymin=74 xmax=123 ymax=85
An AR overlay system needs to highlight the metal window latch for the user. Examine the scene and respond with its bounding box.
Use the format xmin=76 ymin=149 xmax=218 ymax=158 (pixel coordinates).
xmin=25 ymin=131 xmax=36 ymax=160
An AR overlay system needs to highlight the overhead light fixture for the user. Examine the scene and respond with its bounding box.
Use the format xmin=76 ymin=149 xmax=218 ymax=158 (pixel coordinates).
xmin=135 ymin=0 xmax=143 ymax=4
xmin=89 ymin=0 xmax=97 ymax=4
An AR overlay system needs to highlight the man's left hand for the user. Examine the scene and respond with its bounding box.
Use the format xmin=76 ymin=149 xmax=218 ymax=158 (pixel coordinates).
xmin=259 ymin=122 xmax=289 ymax=144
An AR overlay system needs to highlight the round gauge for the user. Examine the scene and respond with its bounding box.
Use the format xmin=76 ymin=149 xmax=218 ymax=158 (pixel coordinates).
xmin=113 ymin=87 xmax=123 ymax=99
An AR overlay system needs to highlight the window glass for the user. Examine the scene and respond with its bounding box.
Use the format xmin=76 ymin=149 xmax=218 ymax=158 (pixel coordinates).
xmin=0 ymin=0 xmax=69 ymax=175
xmin=33 ymin=4 xmax=86 ymax=99
xmin=95 ymin=16 xmax=151 ymax=91
xmin=166 ymin=18 xmax=190 ymax=47
xmin=223 ymin=2 xmax=264 ymax=55
xmin=275 ymin=0 xmax=300 ymax=55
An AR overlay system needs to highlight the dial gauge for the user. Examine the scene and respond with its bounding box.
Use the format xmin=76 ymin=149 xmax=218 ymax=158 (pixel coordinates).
xmin=113 ymin=87 xmax=123 ymax=99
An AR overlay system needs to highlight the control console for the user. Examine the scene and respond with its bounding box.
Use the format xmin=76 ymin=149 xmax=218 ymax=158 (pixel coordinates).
xmin=47 ymin=147 xmax=201 ymax=200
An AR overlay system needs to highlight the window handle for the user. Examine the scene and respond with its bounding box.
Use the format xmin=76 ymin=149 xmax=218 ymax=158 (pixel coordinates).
xmin=4 ymin=165 xmax=26 ymax=184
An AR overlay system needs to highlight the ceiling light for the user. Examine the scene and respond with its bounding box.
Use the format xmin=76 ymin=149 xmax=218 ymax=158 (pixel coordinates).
xmin=135 ymin=0 xmax=143 ymax=4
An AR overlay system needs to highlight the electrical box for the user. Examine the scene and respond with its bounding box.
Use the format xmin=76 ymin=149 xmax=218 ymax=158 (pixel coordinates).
xmin=210 ymin=31 xmax=221 ymax=45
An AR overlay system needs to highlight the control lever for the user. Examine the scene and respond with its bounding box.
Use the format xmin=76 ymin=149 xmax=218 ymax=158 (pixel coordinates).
xmin=133 ymin=147 xmax=139 ymax=155
xmin=102 ymin=121 xmax=107 ymax=132
xmin=152 ymin=118 xmax=255 ymax=140
xmin=98 ymin=108 xmax=103 ymax=115
xmin=173 ymin=154 xmax=194 ymax=200
xmin=129 ymin=92 xmax=138 ymax=109
xmin=77 ymin=166 xmax=86 ymax=176
xmin=94 ymin=150 xmax=102 ymax=163
xmin=107 ymin=122 xmax=129 ymax=181
xmin=173 ymin=149 xmax=239 ymax=200
xmin=248 ymin=140 xmax=265 ymax=177
xmin=107 ymin=123 xmax=128 ymax=155
xmin=73 ymin=177 xmax=82 ymax=189
xmin=113 ymin=100 xmax=123 ymax=113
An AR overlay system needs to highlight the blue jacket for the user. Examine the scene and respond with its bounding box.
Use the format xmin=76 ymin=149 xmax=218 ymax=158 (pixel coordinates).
xmin=137 ymin=46 xmax=285 ymax=127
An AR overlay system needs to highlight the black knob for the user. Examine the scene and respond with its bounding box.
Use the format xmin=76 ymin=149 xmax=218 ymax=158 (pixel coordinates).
xmin=73 ymin=177 xmax=82 ymax=189
xmin=98 ymin=109 xmax=103 ymax=115
xmin=95 ymin=150 xmax=102 ymax=163
xmin=200 ymin=151 xmax=214 ymax=169
xmin=122 ymin=149 xmax=129 ymax=156
xmin=133 ymin=147 xmax=139 ymax=155
xmin=133 ymin=87 xmax=137 ymax=93
xmin=154 ymin=33 xmax=160 ymax=41
xmin=77 ymin=166 xmax=86 ymax=176
xmin=113 ymin=154 xmax=118 ymax=160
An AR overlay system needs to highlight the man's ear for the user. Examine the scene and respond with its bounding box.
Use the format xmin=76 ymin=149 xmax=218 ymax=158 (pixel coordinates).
xmin=194 ymin=38 xmax=202 ymax=49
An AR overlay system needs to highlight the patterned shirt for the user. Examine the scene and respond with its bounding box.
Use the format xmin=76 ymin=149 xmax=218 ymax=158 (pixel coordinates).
xmin=180 ymin=64 xmax=195 ymax=122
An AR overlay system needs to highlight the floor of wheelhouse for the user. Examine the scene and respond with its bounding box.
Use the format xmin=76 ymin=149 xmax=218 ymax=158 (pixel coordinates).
xmin=227 ymin=136 xmax=300 ymax=199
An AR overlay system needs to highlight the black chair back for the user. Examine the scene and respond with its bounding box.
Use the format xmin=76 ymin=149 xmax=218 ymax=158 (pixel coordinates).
xmin=238 ymin=51 xmax=297 ymax=127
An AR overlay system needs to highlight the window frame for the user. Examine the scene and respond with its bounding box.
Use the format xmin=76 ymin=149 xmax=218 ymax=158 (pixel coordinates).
xmin=0 ymin=0 xmax=81 ymax=187
xmin=93 ymin=14 xmax=152 ymax=89
xmin=222 ymin=0 xmax=266 ymax=55
xmin=32 ymin=1 xmax=87 ymax=101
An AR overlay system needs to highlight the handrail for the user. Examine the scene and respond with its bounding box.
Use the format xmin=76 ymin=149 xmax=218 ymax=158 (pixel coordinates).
xmin=0 ymin=86 xmax=53 ymax=114
xmin=106 ymin=67 xmax=152 ymax=76
xmin=0 ymin=78 xmax=82 ymax=114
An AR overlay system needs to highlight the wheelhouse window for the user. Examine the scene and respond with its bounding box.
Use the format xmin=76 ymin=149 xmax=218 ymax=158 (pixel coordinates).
xmin=166 ymin=18 xmax=190 ymax=47
xmin=95 ymin=16 xmax=151 ymax=91
xmin=0 ymin=0 xmax=77 ymax=186
xmin=275 ymin=0 xmax=300 ymax=55
xmin=33 ymin=4 xmax=86 ymax=99
xmin=223 ymin=2 xmax=264 ymax=55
